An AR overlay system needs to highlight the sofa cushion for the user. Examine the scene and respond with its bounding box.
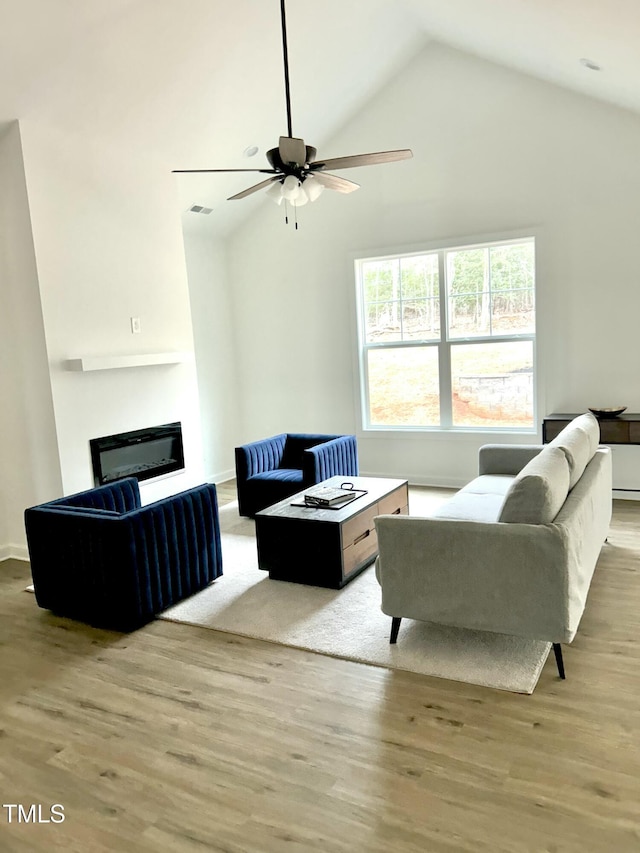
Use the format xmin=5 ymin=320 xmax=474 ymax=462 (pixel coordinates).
xmin=249 ymin=468 xmax=303 ymax=484
xmin=280 ymin=435 xmax=333 ymax=470
xmin=577 ymin=411 xmax=600 ymax=456
xmin=548 ymin=412 xmax=599 ymax=489
xmin=430 ymin=491 xmax=506 ymax=523
xmin=499 ymin=445 xmax=570 ymax=524
xmin=460 ymin=474 xmax=515 ymax=497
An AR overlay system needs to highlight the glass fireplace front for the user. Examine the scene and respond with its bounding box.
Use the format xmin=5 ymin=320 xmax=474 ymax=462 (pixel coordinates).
xmin=90 ymin=422 xmax=184 ymax=486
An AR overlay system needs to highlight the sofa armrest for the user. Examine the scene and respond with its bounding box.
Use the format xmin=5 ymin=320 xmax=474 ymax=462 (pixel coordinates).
xmin=48 ymin=476 xmax=141 ymax=513
xmin=302 ymin=435 xmax=359 ymax=486
xmin=235 ymin=434 xmax=287 ymax=481
xmin=478 ymin=444 xmax=544 ymax=476
xmin=374 ymin=514 xmax=570 ymax=641
xmin=123 ymin=483 xmax=222 ymax=619
xmin=25 ymin=506 xmax=131 ymax=618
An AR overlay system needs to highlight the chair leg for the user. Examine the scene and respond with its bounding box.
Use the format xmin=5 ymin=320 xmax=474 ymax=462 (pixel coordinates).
xmin=390 ymin=617 xmax=402 ymax=644
xmin=552 ymin=643 xmax=566 ymax=679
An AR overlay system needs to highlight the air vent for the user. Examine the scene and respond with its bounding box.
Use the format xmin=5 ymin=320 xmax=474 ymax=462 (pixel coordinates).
xmin=188 ymin=204 xmax=213 ymax=215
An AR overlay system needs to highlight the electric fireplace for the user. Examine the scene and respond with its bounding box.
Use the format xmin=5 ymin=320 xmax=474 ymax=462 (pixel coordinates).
xmin=90 ymin=422 xmax=184 ymax=486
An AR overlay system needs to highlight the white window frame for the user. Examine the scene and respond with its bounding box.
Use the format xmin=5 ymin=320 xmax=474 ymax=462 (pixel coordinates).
xmin=354 ymin=236 xmax=537 ymax=434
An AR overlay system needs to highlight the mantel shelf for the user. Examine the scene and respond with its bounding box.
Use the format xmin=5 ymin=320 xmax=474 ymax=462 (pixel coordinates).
xmin=64 ymin=352 xmax=192 ymax=372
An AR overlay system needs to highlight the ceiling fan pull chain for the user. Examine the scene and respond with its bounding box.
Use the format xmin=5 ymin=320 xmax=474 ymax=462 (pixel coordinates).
xmin=284 ymin=198 xmax=289 ymax=226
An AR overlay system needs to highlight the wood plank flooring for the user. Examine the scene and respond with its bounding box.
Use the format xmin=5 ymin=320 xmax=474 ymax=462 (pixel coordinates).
xmin=1 ymin=485 xmax=639 ymax=851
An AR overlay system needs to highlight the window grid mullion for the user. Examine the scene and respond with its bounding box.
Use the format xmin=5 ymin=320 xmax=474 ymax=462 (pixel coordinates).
xmin=487 ymin=246 xmax=493 ymax=337
xmin=438 ymin=251 xmax=452 ymax=428
xmin=397 ymin=258 xmax=404 ymax=340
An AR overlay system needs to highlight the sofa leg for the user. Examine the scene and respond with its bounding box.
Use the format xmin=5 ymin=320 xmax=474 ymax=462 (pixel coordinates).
xmin=552 ymin=643 xmax=566 ymax=679
xmin=390 ymin=617 xmax=402 ymax=644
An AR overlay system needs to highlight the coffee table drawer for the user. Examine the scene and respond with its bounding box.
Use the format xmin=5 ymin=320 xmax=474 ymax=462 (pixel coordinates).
xmin=343 ymin=527 xmax=378 ymax=579
xmin=341 ymin=505 xmax=378 ymax=550
xmin=378 ymin=484 xmax=409 ymax=516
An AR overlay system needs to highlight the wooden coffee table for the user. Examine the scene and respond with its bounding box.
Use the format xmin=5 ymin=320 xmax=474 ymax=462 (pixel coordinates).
xmin=255 ymin=475 xmax=409 ymax=589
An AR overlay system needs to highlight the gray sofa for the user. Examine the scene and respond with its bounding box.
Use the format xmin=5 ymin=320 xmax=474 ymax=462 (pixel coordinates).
xmin=374 ymin=413 xmax=612 ymax=678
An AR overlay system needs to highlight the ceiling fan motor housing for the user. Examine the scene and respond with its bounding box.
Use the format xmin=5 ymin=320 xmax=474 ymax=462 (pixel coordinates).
xmin=266 ymin=143 xmax=318 ymax=182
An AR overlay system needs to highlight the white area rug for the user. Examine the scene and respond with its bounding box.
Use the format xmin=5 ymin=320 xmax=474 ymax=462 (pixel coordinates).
xmin=162 ymin=491 xmax=551 ymax=694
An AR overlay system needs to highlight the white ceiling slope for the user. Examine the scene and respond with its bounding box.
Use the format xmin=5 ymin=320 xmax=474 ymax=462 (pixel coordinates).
xmin=0 ymin=0 xmax=139 ymax=125
xmin=403 ymin=0 xmax=640 ymax=115
xmin=1 ymin=0 xmax=639 ymax=234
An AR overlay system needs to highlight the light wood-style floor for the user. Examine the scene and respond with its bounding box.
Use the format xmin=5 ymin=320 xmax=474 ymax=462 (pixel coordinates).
xmin=1 ymin=485 xmax=640 ymax=852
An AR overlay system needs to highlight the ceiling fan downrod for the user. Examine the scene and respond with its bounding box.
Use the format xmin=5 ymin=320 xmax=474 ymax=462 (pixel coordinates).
xmin=280 ymin=0 xmax=294 ymax=139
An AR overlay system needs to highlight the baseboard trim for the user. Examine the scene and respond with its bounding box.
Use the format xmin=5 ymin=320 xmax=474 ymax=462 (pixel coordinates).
xmin=363 ymin=472 xmax=640 ymax=500
xmin=206 ymin=468 xmax=235 ymax=485
xmin=0 ymin=544 xmax=29 ymax=563
xmin=360 ymin=470 xmax=465 ymax=490
xmin=612 ymin=489 xmax=640 ymax=501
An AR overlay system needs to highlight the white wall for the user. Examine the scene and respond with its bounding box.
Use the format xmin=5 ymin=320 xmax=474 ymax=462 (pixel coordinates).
xmin=3 ymin=35 xmax=639 ymax=565
xmin=0 ymin=122 xmax=62 ymax=557
xmin=224 ymin=43 xmax=640 ymax=488
xmin=18 ymin=120 xmax=205 ymax=504
xmin=182 ymin=231 xmax=240 ymax=482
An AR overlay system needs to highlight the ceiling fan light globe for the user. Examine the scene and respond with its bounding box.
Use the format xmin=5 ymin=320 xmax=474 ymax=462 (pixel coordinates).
xmin=282 ymin=174 xmax=301 ymax=200
xmin=266 ymin=181 xmax=285 ymax=204
xmin=304 ymin=175 xmax=324 ymax=202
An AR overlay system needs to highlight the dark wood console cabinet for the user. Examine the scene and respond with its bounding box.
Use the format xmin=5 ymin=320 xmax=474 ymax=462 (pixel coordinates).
xmin=543 ymin=413 xmax=640 ymax=445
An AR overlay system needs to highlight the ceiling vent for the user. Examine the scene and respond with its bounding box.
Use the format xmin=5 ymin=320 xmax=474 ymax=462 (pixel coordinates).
xmin=188 ymin=204 xmax=213 ymax=215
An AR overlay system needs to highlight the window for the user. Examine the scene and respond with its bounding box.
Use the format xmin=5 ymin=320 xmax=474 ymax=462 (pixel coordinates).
xmin=356 ymin=238 xmax=535 ymax=430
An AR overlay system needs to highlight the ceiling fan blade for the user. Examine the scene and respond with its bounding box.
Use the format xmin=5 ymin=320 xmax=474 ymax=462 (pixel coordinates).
xmin=309 ymin=149 xmax=413 ymax=172
xmin=172 ymin=168 xmax=278 ymax=174
xmin=228 ymin=176 xmax=281 ymax=201
xmin=279 ymin=136 xmax=307 ymax=167
xmin=311 ymin=172 xmax=360 ymax=194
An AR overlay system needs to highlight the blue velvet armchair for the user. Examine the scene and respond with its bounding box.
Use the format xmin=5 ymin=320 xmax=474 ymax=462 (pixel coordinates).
xmin=25 ymin=477 xmax=223 ymax=631
xmin=235 ymin=433 xmax=359 ymax=517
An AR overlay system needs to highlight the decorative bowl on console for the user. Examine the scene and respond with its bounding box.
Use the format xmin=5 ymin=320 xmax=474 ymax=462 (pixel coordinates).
xmin=588 ymin=406 xmax=627 ymax=418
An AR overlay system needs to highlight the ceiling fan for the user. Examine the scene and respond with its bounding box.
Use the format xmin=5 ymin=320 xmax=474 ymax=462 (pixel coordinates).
xmin=173 ymin=0 xmax=413 ymax=224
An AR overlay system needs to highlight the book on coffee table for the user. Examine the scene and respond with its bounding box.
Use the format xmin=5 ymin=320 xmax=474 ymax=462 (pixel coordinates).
xmin=301 ymin=484 xmax=368 ymax=509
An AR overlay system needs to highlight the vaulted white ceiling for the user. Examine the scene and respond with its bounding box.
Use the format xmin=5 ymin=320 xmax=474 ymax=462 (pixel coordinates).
xmin=2 ymin=0 xmax=638 ymax=235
